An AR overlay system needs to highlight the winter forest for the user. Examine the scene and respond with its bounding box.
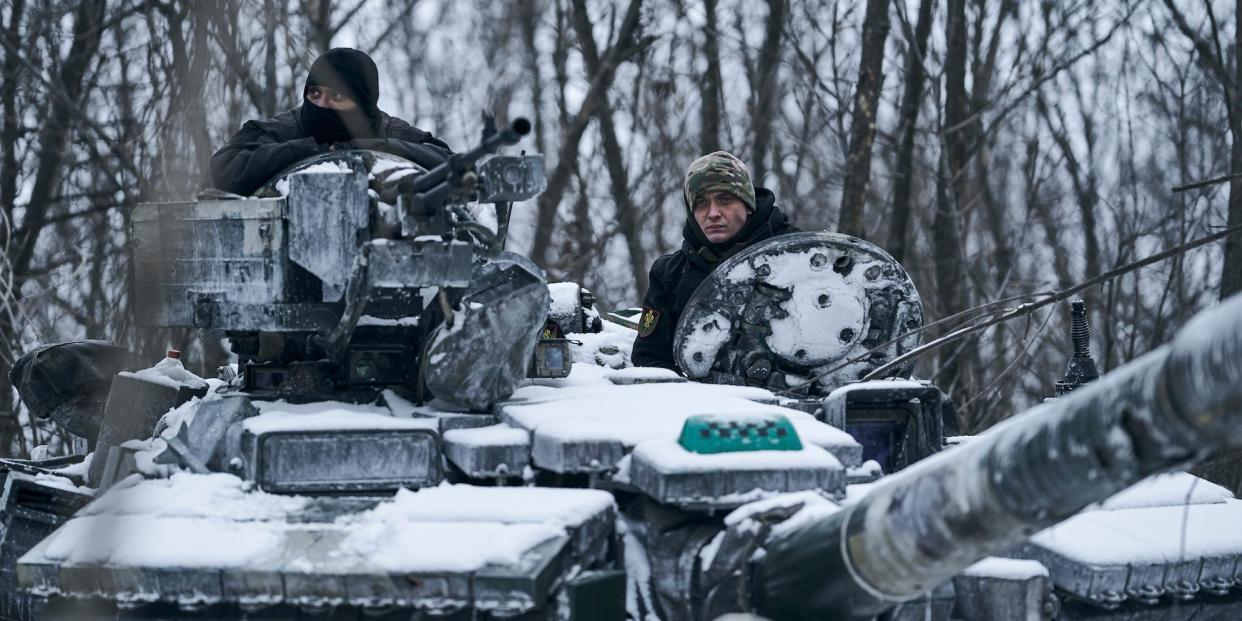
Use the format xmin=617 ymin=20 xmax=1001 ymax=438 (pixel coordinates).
xmin=0 ymin=0 xmax=1238 ymax=461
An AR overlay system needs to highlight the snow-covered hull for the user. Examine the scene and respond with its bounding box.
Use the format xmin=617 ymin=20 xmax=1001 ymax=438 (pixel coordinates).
xmin=8 ymin=339 xmax=1242 ymax=620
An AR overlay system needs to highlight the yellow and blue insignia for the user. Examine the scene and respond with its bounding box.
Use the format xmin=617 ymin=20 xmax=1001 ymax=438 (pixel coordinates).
xmin=638 ymin=307 xmax=660 ymax=337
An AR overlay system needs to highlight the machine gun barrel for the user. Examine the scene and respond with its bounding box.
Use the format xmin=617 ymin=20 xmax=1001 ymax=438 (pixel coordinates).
xmin=752 ymin=293 xmax=1242 ymax=620
xmin=408 ymin=118 xmax=532 ymax=195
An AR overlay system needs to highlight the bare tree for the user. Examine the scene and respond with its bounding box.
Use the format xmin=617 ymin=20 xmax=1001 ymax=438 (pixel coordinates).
xmin=749 ymin=0 xmax=786 ymax=186
xmin=571 ymin=0 xmax=649 ymax=295
xmin=0 ymin=0 xmax=1236 ymax=455
xmin=837 ymin=0 xmax=890 ymax=238
xmin=529 ymin=0 xmax=649 ymax=272
xmin=1037 ymin=88 xmax=1102 ymax=303
xmin=303 ymin=0 xmax=367 ymax=52
xmin=518 ymin=0 xmax=547 ymax=156
xmin=1159 ymin=0 xmax=1242 ymax=298
xmin=934 ymin=0 xmax=973 ymax=428
xmin=887 ymin=0 xmax=934 ymax=263
xmin=1158 ymin=0 xmax=1242 ymax=494
xmin=1 ymin=0 xmax=108 ymax=455
xmin=699 ymin=0 xmax=723 ymax=155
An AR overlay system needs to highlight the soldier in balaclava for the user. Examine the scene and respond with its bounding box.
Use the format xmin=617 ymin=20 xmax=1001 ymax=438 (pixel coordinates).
xmin=211 ymin=48 xmax=451 ymax=196
xmin=632 ymin=151 xmax=798 ymax=371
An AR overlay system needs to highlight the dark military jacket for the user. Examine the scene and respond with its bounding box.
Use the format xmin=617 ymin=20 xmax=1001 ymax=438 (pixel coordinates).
xmin=210 ymin=107 xmax=452 ymax=196
xmin=631 ymin=187 xmax=798 ymax=371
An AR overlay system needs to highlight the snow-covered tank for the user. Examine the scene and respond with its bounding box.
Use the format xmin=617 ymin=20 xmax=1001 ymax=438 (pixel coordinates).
xmin=5 ymin=121 xmax=1242 ymax=620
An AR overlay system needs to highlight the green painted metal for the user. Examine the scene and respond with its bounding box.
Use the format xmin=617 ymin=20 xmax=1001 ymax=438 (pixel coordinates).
xmin=678 ymin=414 xmax=803 ymax=454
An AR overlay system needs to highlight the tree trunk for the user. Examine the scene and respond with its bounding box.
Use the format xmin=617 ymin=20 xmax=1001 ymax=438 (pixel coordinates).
xmin=519 ymin=0 xmax=547 ymax=156
xmin=935 ymin=0 xmax=971 ymax=429
xmin=1222 ymin=0 xmax=1242 ymax=299
xmin=0 ymin=0 xmax=25 ymax=457
xmin=313 ymin=0 xmax=333 ymax=52
xmin=3 ymin=0 xmax=107 ymax=456
xmin=530 ymin=0 xmax=647 ymax=270
xmin=263 ymin=0 xmax=279 ymax=118
xmin=570 ymin=0 xmax=649 ymax=296
xmin=698 ymin=0 xmax=722 ymax=155
xmin=1038 ymin=93 xmax=1102 ymax=315
xmin=0 ymin=0 xmax=23 ymax=222
xmin=887 ymin=0 xmax=933 ymax=263
xmin=1193 ymin=0 xmax=1242 ymax=498
xmin=11 ymin=0 xmax=107 ymax=284
xmin=837 ymin=0 xmax=890 ymax=238
xmin=968 ymin=0 xmax=1016 ymax=291
xmin=750 ymin=0 xmax=785 ymax=186
xmin=189 ymin=3 xmax=213 ymax=187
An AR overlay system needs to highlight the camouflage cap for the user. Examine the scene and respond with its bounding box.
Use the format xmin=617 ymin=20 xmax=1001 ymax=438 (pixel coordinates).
xmin=683 ymin=151 xmax=756 ymax=212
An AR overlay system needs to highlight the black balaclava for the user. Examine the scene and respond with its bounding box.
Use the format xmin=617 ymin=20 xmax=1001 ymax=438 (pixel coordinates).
xmin=301 ymin=48 xmax=381 ymax=144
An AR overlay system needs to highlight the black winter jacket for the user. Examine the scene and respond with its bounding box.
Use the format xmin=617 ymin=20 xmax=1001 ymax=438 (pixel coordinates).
xmin=631 ymin=187 xmax=798 ymax=371
xmin=210 ymin=107 xmax=452 ymax=196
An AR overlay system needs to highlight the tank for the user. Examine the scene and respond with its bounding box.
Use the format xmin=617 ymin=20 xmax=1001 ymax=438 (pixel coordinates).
xmin=4 ymin=127 xmax=1242 ymax=621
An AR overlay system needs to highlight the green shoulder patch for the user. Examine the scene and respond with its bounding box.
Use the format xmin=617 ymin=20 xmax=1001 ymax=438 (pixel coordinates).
xmin=638 ymin=307 xmax=660 ymax=338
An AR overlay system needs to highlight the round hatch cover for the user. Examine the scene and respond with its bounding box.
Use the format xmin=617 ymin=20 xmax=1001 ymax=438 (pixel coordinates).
xmin=673 ymin=231 xmax=923 ymax=395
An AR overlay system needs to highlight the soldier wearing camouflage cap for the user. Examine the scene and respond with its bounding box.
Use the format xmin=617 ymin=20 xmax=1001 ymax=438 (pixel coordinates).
xmin=632 ymin=151 xmax=798 ymax=371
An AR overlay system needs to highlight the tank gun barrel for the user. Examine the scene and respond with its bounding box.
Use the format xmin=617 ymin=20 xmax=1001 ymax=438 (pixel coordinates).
xmin=408 ymin=118 xmax=531 ymax=195
xmin=752 ymin=293 xmax=1242 ymax=620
